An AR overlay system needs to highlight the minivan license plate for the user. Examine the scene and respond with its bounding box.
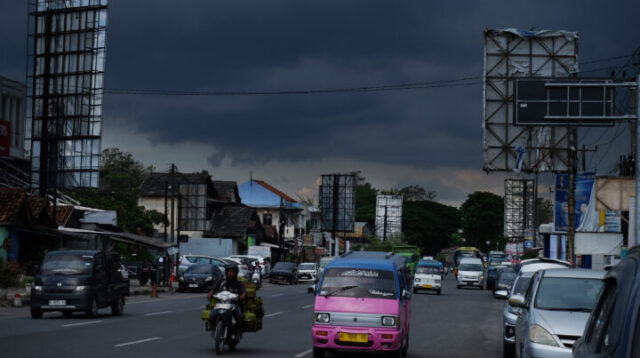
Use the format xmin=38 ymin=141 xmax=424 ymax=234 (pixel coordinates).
xmin=188 ymin=284 xmax=199 ymax=288
xmin=49 ymin=300 xmax=66 ymax=306
xmin=339 ymin=332 xmax=368 ymax=343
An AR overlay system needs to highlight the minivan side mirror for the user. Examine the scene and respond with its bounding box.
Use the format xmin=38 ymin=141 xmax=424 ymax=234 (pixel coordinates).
xmin=508 ymin=294 xmax=527 ymax=308
xmin=494 ymin=290 xmax=509 ymax=299
xmin=402 ymin=289 xmax=412 ymax=300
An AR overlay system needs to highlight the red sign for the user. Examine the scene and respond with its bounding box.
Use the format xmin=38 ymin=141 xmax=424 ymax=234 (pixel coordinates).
xmin=0 ymin=120 xmax=10 ymax=157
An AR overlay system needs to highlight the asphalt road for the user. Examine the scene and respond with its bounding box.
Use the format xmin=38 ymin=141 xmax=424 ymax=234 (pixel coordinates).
xmin=0 ymin=275 xmax=505 ymax=357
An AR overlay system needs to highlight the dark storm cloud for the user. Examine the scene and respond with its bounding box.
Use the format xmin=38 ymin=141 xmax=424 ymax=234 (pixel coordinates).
xmin=3 ymin=1 xmax=640 ymax=170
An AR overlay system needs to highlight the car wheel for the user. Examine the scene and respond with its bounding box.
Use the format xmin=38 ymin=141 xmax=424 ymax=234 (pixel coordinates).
xmin=456 ymin=285 xmax=461 ymax=289
xmin=413 ymin=288 xmax=417 ymax=294
xmin=86 ymin=297 xmax=98 ymax=318
xmin=312 ymin=347 xmax=325 ymax=358
xmin=401 ymin=330 xmax=409 ymax=357
xmin=111 ymin=295 xmax=124 ymax=316
xmin=437 ymin=289 xmax=441 ymax=296
xmin=30 ymin=308 xmax=43 ymax=319
xmin=62 ymin=311 xmax=72 ymax=318
xmin=503 ymin=342 xmax=514 ymax=358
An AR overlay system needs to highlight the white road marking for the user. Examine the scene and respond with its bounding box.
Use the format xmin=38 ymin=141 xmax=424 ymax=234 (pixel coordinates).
xmin=271 ymin=293 xmax=284 ymax=297
xmin=294 ymin=348 xmax=313 ymax=357
xmin=265 ymin=311 xmax=283 ymax=317
xmin=62 ymin=320 xmax=102 ymax=328
xmin=144 ymin=310 xmax=173 ymax=316
xmin=114 ymin=337 xmax=160 ymax=347
xmin=302 ymin=304 xmax=314 ymax=309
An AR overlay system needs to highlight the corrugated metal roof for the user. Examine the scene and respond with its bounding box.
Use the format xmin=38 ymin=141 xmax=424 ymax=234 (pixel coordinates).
xmin=238 ymin=180 xmax=302 ymax=209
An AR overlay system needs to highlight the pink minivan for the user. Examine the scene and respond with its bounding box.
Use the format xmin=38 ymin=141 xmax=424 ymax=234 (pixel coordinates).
xmin=312 ymin=251 xmax=412 ymax=357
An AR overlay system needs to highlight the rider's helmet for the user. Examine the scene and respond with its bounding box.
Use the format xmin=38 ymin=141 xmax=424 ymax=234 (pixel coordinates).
xmin=224 ymin=263 xmax=239 ymax=279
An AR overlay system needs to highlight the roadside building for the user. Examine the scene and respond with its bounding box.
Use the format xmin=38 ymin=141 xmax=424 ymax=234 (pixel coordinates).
xmin=238 ymin=179 xmax=305 ymax=244
xmin=203 ymin=205 xmax=267 ymax=255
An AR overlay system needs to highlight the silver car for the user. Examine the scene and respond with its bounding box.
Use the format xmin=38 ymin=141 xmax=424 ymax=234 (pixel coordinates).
xmin=297 ymin=262 xmax=318 ymax=282
xmin=500 ymin=259 xmax=571 ymax=358
xmin=511 ymin=268 xmax=605 ymax=358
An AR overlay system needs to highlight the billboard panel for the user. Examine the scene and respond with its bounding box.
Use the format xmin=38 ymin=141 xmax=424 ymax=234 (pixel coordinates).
xmin=375 ymin=195 xmax=403 ymax=240
xmin=320 ymin=174 xmax=356 ymax=233
xmin=504 ymin=178 xmax=535 ymax=239
xmin=28 ymin=0 xmax=108 ymax=190
xmin=483 ymin=29 xmax=578 ymax=173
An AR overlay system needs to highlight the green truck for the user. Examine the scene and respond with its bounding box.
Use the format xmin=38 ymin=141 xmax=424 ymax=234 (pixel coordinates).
xmin=392 ymin=245 xmax=420 ymax=275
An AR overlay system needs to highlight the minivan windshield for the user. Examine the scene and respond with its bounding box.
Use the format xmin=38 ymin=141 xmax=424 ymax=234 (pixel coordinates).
xmin=459 ymin=263 xmax=483 ymax=271
xmin=319 ymin=268 xmax=397 ymax=299
xmin=298 ymin=263 xmax=316 ymax=271
xmin=41 ymin=255 xmax=93 ymax=275
xmin=535 ymin=278 xmax=604 ymax=311
xmin=416 ymin=266 xmax=440 ymax=274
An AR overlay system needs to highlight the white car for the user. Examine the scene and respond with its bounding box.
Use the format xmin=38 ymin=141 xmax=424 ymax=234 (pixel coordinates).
xmin=297 ymin=262 xmax=318 ymax=282
xmin=178 ymin=255 xmax=227 ymax=277
xmin=230 ymin=255 xmax=271 ymax=277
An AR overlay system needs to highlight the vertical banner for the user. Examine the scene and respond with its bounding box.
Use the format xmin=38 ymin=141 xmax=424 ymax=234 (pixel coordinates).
xmin=555 ymin=172 xmax=608 ymax=232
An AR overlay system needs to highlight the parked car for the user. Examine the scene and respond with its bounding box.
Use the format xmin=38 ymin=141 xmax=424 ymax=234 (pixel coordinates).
xmin=494 ymin=268 xmax=516 ymax=298
xmin=178 ymin=264 xmax=224 ymax=293
xmin=221 ymin=257 xmax=252 ymax=278
xmin=486 ymin=265 xmax=510 ymax=291
xmin=573 ymin=245 xmax=640 ymax=358
xmin=30 ymin=250 xmax=130 ymax=319
xmin=230 ymin=255 xmax=271 ymax=277
xmin=178 ymin=255 xmax=225 ymax=276
xmin=511 ymin=268 xmax=605 ymax=358
xmin=500 ymin=259 xmax=571 ymax=358
xmin=269 ymin=262 xmax=298 ymax=285
xmin=297 ymin=262 xmax=318 ymax=282
xmin=456 ymin=257 xmax=485 ymax=289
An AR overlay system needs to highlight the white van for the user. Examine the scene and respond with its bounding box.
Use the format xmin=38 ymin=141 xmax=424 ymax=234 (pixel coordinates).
xmin=456 ymin=257 xmax=485 ymax=289
xmin=414 ymin=263 xmax=442 ymax=295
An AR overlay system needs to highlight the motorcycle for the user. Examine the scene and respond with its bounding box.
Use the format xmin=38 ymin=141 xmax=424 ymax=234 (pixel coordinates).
xmin=209 ymin=291 xmax=242 ymax=355
xmin=251 ymin=267 xmax=261 ymax=289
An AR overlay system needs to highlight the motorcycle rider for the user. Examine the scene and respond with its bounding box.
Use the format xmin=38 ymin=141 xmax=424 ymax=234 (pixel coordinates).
xmin=208 ymin=264 xmax=247 ymax=337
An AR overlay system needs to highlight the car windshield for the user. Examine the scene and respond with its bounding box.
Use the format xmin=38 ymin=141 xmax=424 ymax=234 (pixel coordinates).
xmin=535 ymin=277 xmax=604 ymax=311
xmin=459 ymin=264 xmax=483 ymax=271
xmin=319 ymin=268 xmax=397 ymax=299
xmin=185 ymin=264 xmax=213 ymax=274
xmin=298 ymin=264 xmax=316 ymax=270
xmin=416 ymin=266 xmax=440 ymax=274
xmin=41 ymin=255 xmax=93 ymax=275
xmin=512 ymin=277 xmax=531 ymax=295
xmin=498 ymin=271 xmax=516 ymax=283
xmin=273 ymin=262 xmax=294 ymax=271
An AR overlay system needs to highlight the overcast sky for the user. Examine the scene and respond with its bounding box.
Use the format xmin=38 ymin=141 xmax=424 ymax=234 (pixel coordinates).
xmin=1 ymin=1 xmax=639 ymax=206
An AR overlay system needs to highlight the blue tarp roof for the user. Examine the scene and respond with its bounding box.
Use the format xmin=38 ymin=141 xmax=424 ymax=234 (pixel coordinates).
xmin=238 ymin=180 xmax=302 ymax=209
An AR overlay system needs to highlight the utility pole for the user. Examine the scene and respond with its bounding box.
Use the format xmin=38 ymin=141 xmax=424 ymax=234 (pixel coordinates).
xmin=164 ymin=181 xmax=168 ymax=242
xmin=170 ymin=164 xmax=176 ymax=244
xmin=279 ymin=197 xmax=285 ymax=261
xmin=567 ymin=129 xmax=578 ymax=263
xmin=635 ymin=74 xmax=640 ymax=249
xmin=331 ymin=175 xmax=339 ymax=257
xmin=383 ymin=204 xmax=388 ymax=241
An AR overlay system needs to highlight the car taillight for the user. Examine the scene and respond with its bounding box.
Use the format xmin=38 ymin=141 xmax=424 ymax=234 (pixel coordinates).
xmin=177 ymin=260 xmax=181 ymax=265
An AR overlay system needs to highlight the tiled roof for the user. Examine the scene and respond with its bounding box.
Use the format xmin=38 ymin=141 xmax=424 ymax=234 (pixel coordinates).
xmin=140 ymin=172 xmax=211 ymax=197
xmin=0 ymin=188 xmax=27 ymax=224
xmin=253 ymin=180 xmax=297 ymax=203
xmin=206 ymin=205 xmax=260 ymax=238
xmin=212 ymin=181 xmax=240 ymax=203
xmin=28 ymin=196 xmax=48 ymax=218
xmin=53 ymin=205 xmax=74 ymax=226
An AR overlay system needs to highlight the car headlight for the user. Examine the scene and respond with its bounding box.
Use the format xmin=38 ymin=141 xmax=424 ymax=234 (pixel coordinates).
xmin=414 ymin=278 xmax=420 ymax=283
xmin=315 ymin=312 xmax=330 ymax=324
xmin=381 ymin=316 xmax=399 ymax=327
xmin=179 ymin=276 xmax=184 ymax=282
xmin=528 ymin=325 xmax=559 ymax=347
xmin=480 ymin=276 xmax=484 ymax=280
xmin=33 ymin=285 xmax=43 ymax=292
xmin=205 ymin=276 xmax=213 ymax=281
xmin=75 ymin=286 xmax=86 ymax=292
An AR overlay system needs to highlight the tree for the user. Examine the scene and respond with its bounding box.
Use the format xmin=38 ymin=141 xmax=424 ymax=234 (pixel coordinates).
xmin=460 ymin=191 xmax=504 ymax=252
xmin=65 ymin=148 xmax=165 ymax=236
xmin=355 ymin=181 xmax=378 ymax=227
xmin=399 ymin=185 xmax=436 ymax=201
xmin=402 ymin=200 xmax=459 ymax=255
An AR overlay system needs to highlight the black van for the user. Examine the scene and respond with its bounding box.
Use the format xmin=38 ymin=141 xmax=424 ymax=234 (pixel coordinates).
xmin=30 ymin=250 xmax=130 ymax=319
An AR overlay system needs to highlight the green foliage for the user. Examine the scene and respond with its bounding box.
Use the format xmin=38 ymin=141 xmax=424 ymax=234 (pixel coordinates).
xmin=402 ymin=200 xmax=459 ymax=256
xmin=366 ymin=235 xmax=407 ymax=252
xmin=460 ymin=191 xmax=504 ymax=252
xmin=355 ymin=182 xmax=378 ymax=226
xmin=535 ymin=198 xmax=553 ymax=226
xmin=522 ymin=249 xmax=539 ymax=260
xmin=0 ymin=258 xmax=24 ymax=288
xmin=65 ymin=148 xmax=166 ymax=236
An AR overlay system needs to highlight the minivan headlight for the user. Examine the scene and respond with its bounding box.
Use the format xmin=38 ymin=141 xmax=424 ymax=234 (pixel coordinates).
xmin=75 ymin=286 xmax=86 ymax=292
xmin=528 ymin=324 xmax=559 ymax=346
xmin=205 ymin=276 xmax=213 ymax=281
xmin=315 ymin=312 xmax=330 ymax=324
xmin=33 ymin=285 xmax=43 ymax=292
xmin=381 ymin=316 xmax=398 ymax=326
